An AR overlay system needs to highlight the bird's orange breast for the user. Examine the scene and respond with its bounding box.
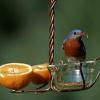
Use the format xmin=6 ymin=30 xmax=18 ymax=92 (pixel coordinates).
xmin=63 ymin=39 xmax=82 ymax=58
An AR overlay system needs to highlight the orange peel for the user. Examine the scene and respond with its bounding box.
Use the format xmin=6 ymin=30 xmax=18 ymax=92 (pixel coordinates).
xmin=32 ymin=63 xmax=51 ymax=84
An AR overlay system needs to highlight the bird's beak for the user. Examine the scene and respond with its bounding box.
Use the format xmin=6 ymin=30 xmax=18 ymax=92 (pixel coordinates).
xmin=82 ymin=32 xmax=88 ymax=38
xmin=79 ymin=32 xmax=88 ymax=38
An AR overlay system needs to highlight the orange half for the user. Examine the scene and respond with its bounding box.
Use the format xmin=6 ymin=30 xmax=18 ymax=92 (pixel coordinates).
xmin=32 ymin=63 xmax=51 ymax=84
xmin=0 ymin=63 xmax=32 ymax=90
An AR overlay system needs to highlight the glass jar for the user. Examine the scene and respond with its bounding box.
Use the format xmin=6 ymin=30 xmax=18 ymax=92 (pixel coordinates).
xmin=53 ymin=61 xmax=96 ymax=91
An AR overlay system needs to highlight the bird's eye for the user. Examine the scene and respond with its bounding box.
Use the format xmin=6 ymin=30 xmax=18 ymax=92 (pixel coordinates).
xmin=74 ymin=32 xmax=76 ymax=35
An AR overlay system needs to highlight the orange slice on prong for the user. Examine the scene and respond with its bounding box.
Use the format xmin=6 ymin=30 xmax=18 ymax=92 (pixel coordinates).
xmin=32 ymin=63 xmax=51 ymax=84
xmin=0 ymin=63 xmax=32 ymax=90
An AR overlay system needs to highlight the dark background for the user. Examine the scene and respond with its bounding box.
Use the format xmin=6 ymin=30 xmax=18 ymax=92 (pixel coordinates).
xmin=0 ymin=0 xmax=100 ymax=100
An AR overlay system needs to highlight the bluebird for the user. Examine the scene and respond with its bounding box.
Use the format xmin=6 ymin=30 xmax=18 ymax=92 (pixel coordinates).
xmin=62 ymin=29 xmax=88 ymax=88
xmin=62 ymin=29 xmax=87 ymax=62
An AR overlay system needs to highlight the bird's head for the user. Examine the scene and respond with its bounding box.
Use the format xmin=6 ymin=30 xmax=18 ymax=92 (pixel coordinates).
xmin=65 ymin=29 xmax=88 ymax=40
xmin=62 ymin=28 xmax=88 ymax=49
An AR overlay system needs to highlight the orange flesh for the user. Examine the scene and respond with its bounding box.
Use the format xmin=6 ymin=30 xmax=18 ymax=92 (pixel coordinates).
xmin=32 ymin=64 xmax=51 ymax=84
xmin=0 ymin=63 xmax=32 ymax=90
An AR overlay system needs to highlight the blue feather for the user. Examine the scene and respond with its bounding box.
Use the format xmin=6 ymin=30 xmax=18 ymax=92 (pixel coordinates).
xmin=64 ymin=28 xmax=83 ymax=40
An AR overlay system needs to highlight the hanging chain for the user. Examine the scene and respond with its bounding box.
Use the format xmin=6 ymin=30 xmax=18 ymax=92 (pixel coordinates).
xmin=49 ymin=0 xmax=57 ymax=65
